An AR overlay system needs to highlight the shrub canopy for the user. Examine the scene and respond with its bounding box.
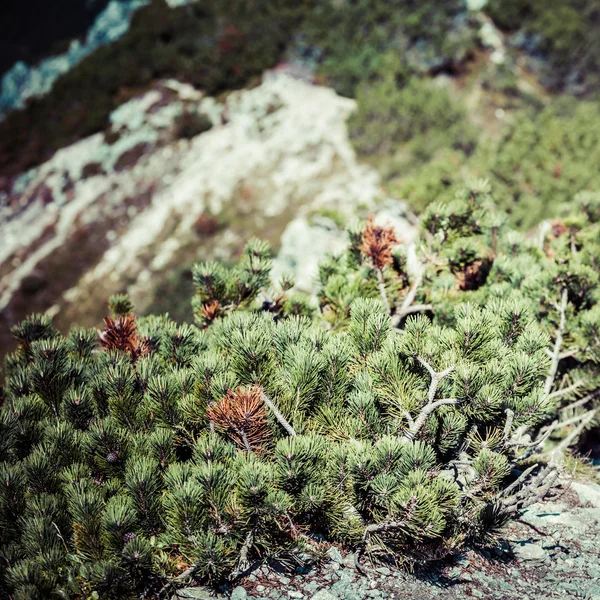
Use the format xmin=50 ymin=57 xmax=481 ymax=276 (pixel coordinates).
xmin=1 ymin=184 xmax=599 ymax=599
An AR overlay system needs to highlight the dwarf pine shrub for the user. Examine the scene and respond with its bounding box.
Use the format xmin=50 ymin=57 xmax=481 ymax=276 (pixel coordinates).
xmin=1 ymin=184 xmax=598 ymax=599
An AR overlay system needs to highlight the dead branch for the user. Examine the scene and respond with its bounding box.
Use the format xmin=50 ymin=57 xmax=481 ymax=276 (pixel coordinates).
xmin=402 ymin=358 xmax=457 ymax=440
xmin=544 ymin=288 xmax=568 ymax=398
xmin=375 ymin=266 xmax=391 ymax=314
xmin=261 ymin=391 xmax=297 ymax=437
xmin=230 ymin=529 xmax=255 ymax=581
xmin=547 ymin=379 xmax=585 ymax=401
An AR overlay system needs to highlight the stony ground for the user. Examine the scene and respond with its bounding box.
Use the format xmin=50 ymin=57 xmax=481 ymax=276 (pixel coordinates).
xmin=173 ymin=478 xmax=600 ymax=600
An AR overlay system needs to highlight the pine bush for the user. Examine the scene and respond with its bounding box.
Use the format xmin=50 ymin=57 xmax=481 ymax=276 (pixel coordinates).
xmin=1 ymin=184 xmax=599 ymax=598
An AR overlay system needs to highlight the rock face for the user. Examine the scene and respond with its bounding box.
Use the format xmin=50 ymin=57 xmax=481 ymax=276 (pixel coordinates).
xmin=0 ymin=0 xmax=148 ymax=118
xmin=0 ymin=72 xmax=394 ymax=357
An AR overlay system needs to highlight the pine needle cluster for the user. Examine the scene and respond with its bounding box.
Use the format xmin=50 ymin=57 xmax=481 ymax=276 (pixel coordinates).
xmin=1 ymin=185 xmax=599 ymax=599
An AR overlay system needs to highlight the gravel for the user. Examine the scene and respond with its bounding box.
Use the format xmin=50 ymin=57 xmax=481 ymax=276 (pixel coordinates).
xmin=174 ymin=478 xmax=600 ymax=600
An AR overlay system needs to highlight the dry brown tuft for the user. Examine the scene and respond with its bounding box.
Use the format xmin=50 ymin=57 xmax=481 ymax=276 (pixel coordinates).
xmin=99 ymin=314 xmax=150 ymax=362
xmin=206 ymin=386 xmax=270 ymax=453
xmin=455 ymin=259 xmax=492 ymax=291
xmin=360 ymin=216 xmax=400 ymax=270
xmin=200 ymin=300 xmax=221 ymax=324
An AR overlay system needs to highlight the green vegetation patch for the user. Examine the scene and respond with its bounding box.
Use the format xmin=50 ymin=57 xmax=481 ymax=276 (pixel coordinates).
xmin=484 ymin=0 xmax=600 ymax=92
xmin=302 ymin=0 xmax=477 ymax=97
xmin=392 ymin=98 xmax=600 ymax=229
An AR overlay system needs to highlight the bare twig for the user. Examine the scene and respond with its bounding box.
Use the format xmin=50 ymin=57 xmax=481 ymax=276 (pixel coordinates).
xmin=416 ymin=357 xmax=455 ymax=405
xmin=157 ymin=565 xmax=197 ymax=598
xmin=539 ymin=411 xmax=594 ymax=436
xmin=549 ymin=410 xmax=596 ymax=456
xmin=355 ymin=519 xmax=408 ymax=575
xmin=501 ymin=464 xmax=560 ymax=514
xmin=404 ymin=399 xmax=463 ymax=441
xmin=547 ymin=379 xmax=585 ymax=401
xmin=507 ymin=427 xmax=552 ymax=449
xmin=497 ymin=464 xmax=538 ymax=499
xmin=391 ymin=272 xmax=432 ymax=326
xmin=230 ymin=529 xmax=255 ymax=581
xmin=375 ymin=267 xmax=391 ymax=315
xmin=401 ymin=271 xmax=423 ymax=313
xmin=261 ymin=391 xmax=297 ymax=437
xmin=392 ymin=304 xmax=433 ymax=325
xmin=403 ymin=358 xmax=457 ymax=440
xmin=558 ymin=391 xmax=598 ymax=412
xmin=544 ymin=288 xmax=568 ymax=398
xmin=502 ymin=408 xmax=514 ymax=443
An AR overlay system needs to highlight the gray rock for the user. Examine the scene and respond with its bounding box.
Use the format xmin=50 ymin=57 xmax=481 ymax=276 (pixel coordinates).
xmin=287 ymin=592 xmax=304 ymax=599
xmin=511 ymin=541 xmax=549 ymax=566
xmin=572 ymin=481 xmax=600 ymax=508
xmin=326 ymin=547 xmax=344 ymax=564
xmin=310 ymin=592 xmax=337 ymax=600
xmin=231 ymin=587 xmax=248 ymax=600
xmin=172 ymin=588 xmax=215 ymax=599
xmin=304 ymin=581 xmax=318 ymax=594
xmin=342 ymin=554 xmax=356 ymax=569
